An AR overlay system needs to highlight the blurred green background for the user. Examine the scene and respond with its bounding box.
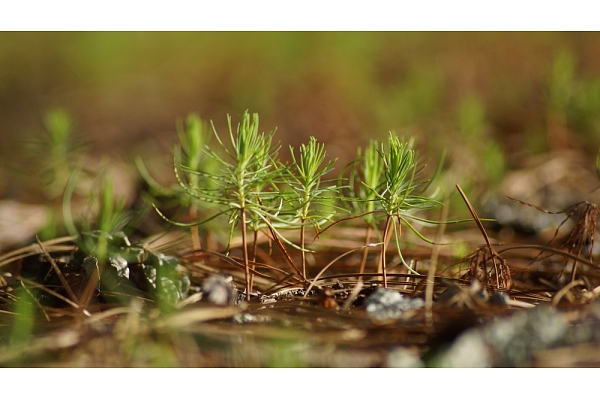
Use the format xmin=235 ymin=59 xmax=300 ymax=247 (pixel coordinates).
xmin=2 ymin=32 xmax=600 ymax=203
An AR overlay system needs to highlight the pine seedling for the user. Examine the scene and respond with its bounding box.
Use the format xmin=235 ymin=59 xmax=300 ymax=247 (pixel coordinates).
xmin=370 ymin=133 xmax=441 ymax=287
xmin=344 ymin=140 xmax=386 ymax=275
xmin=136 ymin=114 xmax=218 ymax=250
xmin=201 ymin=111 xmax=283 ymax=300
xmin=23 ymin=109 xmax=91 ymax=238
xmin=41 ymin=109 xmax=82 ymax=198
xmin=285 ymin=137 xmax=339 ymax=278
xmin=154 ymin=111 xmax=283 ymax=301
xmin=60 ymin=167 xmax=133 ymax=309
xmin=176 ymin=114 xmax=209 ymax=249
xmin=67 ymin=169 xmax=131 ymax=272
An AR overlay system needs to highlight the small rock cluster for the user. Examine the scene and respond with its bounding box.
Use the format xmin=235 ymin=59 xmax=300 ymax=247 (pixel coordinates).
xmin=363 ymin=288 xmax=424 ymax=320
xmin=436 ymin=302 xmax=600 ymax=367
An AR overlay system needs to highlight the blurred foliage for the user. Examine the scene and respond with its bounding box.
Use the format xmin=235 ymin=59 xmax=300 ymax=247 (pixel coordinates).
xmin=9 ymin=286 xmax=36 ymax=348
xmin=2 ymin=32 xmax=600 ymax=207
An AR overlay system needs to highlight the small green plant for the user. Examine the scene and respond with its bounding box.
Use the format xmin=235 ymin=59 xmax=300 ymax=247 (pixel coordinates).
xmin=174 ymin=114 xmax=211 ymax=250
xmin=344 ymin=139 xmax=386 ymax=275
xmin=148 ymin=112 xmax=449 ymax=293
xmin=285 ymin=137 xmax=339 ymax=278
xmin=9 ymin=286 xmax=36 ymax=348
xmin=136 ymin=113 xmax=217 ymax=250
xmin=21 ymin=109 xmax=90 ymax=240
xmin=63 ymin=167 xmax=130 ymax=258
xmin=88 ymin=173 xmax=130 ymax=262
xmin=154 ymin=111 xmax=284 ymax=301
xmin=36 ymin=109 xmax=85 ymax=199
xmin=370 ymin=133 xmax=441 ymax=287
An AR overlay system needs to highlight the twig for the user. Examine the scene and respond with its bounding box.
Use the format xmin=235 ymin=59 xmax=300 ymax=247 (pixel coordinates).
xmin=358 ymin=224 xmax=373 ymax=279
xmin=379 ymin=216 xmax=393 ymax=288
xmin=20 ymin=278 xmax=80 ymax=311
xmin=494 ymin=244 xmax=600 ymax=271
xmin=263 ymin=272 xmax=301 ymax=295
xmin=35 ymin=236 xmax=79 ymax=305
xmin=426 ymin=196 xmax=449 ymax=326
xmin=303 ymin=243 xmax=380 ymax=298
xmin=264 ymin=223 xmax=307 ymax=283
xmin=20 ymin=280 xmax=50 ymax=322
xmin=0 ymin=235 xmax=77 ymax=267
xmin=456 ymin=185 xmax=501 ymax=289
xmin=551 ymin=279 xmax=585 ymax=307
xmin=342 ymin=280 xmax=363 ymax=311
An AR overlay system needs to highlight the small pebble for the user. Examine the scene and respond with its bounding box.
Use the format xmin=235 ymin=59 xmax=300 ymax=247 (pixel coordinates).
xmin=201 ymin=274 xmax=237 ymax=306
xmin=364 ymin=288 xmax=424 ymax=320
xmin=488 ymin=291 xmax=509 ymax=305
xmin=387 ymin=347 xmax=425 ymax=368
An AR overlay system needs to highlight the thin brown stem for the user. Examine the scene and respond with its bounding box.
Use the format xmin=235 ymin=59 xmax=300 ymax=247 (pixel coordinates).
xmin=303 ymin=244 xmax=377 ymax=298
xmin=380 ymin=216 xmax=393 ymax=288
xmin=189 ymin=205 xmax=201 ymax=251
xmin=264 ymin=223 xmax=307 ymax=283
xmin=456 ymin=184 xmax=500 ymax=290
xmin=300 ymin=222 xmax=306 ymax=279
xmin=78 ymin=257 xmax=102 ymax=317
xmin=35 ymin=236 xmax=79 ymax=305
xmin=240 ymin=209 xmax=251 ymax=301
xmin=552 ymin=279 xmax=585 ymax=307
xmin=249 ymin=229 xmax=258 ymax=293
xmin=19 ymin=280 xmax=50 ymax=322
xmin=359 ymin=224 xmax=373 ymax=280
xmin=570 ymin=247 xmax=582 ymax=284
xmin=426 ymin=197 xmax=449 ymax=326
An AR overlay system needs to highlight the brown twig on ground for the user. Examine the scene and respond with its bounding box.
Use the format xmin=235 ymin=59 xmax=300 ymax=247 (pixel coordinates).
xmin=551 ymin=279 xmax=586 ymax=307
xmin=506 ymin=198 xmax=599 ymax=283
xmin=76 ymin=256 xmax=102 ymax=317
xmin=0 ymin=236 xmax=77 ymax=268
xmin=559 ymin=202 xmax=598 ymax=283
xmin=181 ymin=248 xmax=304 ymax=292
xmin=342 ymin=280 xmax=363 ymax=310
xmin=263 ymin=224 xmax=307 ymax=284
xmin=19 ymin=279 xmax=50 ymax=322
xmin=303 ymin=244 xmax=379 ymax=298
xmin=456 ymin=185 xmax=512 ymax=291
xmin=35 ymin=236 xmax=79 ymax=305
xmin=426 ymin=196 xmax=449 ymax=326
xmin=20 ymin=278 xmax=80 ymax=311
xmin=359 ymin=224 xmax=374 ymax=279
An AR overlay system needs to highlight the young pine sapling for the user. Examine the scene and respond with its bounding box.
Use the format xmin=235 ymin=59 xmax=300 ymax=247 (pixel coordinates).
xmin=285 ymin=137 xmax=339 ymax=279
xmin=344 ymin=140 xmax=386 ymax=276
xmin=370 ymin=134 xmax=440 ymax=287
xmin=153 ymin=111 xmax=283 ymax=301
xmin=136 ymin=114 xmax=217 ymax=250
